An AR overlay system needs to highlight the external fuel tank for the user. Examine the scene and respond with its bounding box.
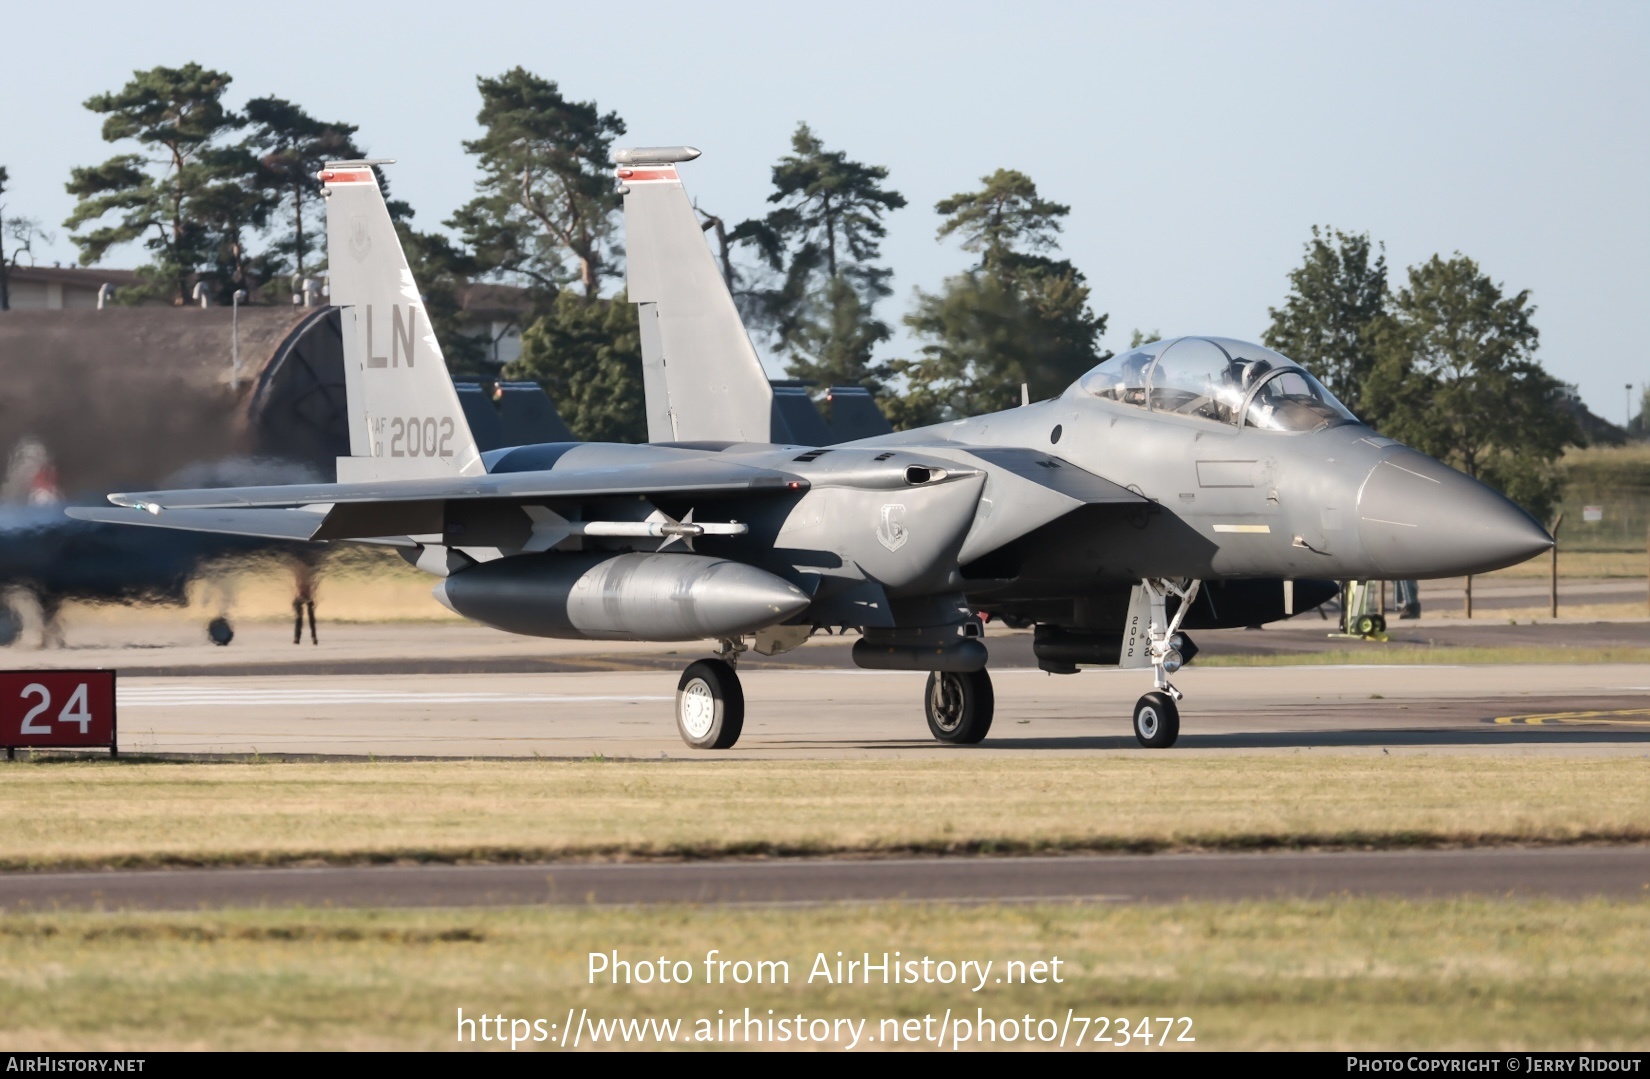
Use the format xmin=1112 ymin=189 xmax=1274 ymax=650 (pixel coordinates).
xmin=434 ymin=551 xmax=810 ymax=642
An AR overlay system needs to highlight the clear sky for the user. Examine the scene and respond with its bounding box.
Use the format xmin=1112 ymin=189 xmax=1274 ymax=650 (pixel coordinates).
xmin=3 ymin=0 xmax=1646 ymax=419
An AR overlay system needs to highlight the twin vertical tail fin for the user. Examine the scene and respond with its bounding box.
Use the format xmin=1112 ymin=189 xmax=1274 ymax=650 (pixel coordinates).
xmin=618 ymin=147 xmax=778 ymax=444
xmin=322 ymin=161 xmax=483 ymax=481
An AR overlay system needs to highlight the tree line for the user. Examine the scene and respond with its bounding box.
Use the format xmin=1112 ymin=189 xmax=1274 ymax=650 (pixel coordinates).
xmin=0 ymin=63 xmax=1595 ymax=518
xmin=1264 ymin=227 xmax=1579 ymax=518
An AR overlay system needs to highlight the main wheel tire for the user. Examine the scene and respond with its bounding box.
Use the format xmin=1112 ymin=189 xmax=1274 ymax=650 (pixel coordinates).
xmin=675 ymin=659 xmax=744 ymax=750
xmin=924 ymin=669 xmax=995 ymax=744
xmin=1133 ymin=691 xmax=1180 ymax=748
xmin=207 ymin=617 xmax=234 ymax=646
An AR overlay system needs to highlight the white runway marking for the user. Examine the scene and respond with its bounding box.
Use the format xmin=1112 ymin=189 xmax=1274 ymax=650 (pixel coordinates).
xmin=119 ymin=688 xmax=671 ymax=708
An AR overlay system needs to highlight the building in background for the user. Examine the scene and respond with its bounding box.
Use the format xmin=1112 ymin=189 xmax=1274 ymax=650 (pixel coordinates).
xmin=3 ymin=266 xmax=151 ymax=310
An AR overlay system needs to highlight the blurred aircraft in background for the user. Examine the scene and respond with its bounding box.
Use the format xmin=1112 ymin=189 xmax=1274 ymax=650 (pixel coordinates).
xmin=0 ymin=381 xmax=589 ymax=649
xmin=0 ymin=441 xmax=319 ymax=647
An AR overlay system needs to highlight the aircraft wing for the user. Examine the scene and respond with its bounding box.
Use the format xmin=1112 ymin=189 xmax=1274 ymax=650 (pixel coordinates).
xmin=65 ymin=506 xmax=351 ymax=543
xmin=108 ymin=458 xmax=808 ymax=512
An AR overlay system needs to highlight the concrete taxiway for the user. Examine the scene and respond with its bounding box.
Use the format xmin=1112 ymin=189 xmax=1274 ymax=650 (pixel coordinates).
xmin=8 ymin=621 xmax=1646 ymax=913
xmin=4 ymin=847 xmax=1647 ymax=911
xmin=95 ymin=661 xmax=1650 ymax=759
xmin=0 ymin=617 xmax=1639 ymax=757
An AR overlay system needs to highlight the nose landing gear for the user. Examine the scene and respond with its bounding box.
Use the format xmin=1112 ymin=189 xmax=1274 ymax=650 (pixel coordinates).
xmin=1128 ymin=578 xmax=1202 ymax=749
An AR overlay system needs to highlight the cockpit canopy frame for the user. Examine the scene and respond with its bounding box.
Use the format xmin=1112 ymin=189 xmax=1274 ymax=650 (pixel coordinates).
xmin=1075 ymin=336 xmax=1357 ymax=434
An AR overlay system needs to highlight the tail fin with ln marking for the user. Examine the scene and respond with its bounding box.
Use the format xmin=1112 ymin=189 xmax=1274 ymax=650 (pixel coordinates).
xmin=322 ymin=160 xmax=483 ymax=480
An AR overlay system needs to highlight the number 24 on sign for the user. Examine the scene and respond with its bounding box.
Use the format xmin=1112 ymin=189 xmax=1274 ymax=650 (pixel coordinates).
xmin=0 ymin=670 xmax=116 ymax=752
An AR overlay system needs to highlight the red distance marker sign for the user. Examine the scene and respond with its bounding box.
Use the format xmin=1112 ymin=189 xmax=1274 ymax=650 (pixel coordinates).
xmin=0 ymin=670 xmax=117 ymax=756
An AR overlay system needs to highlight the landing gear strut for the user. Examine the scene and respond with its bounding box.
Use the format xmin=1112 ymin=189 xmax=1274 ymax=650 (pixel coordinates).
xmin=1129 ymin=578 xmax=1201 ymax=749
xmin=674 ymin=638 xmax=746 ymax=750
xmin=925 ymin=669 xmax=994 ymax=744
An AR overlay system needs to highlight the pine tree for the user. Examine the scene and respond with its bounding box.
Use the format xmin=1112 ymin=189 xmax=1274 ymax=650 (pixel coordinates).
xmin=889 ymin=169 xmax=1107 ymax=427
xmin=64 ymin=63 xmax=268 ymax=304
xmin=244 ymin=97 xmax=363 ymax=281
xmin=504 ymin=292 xmax=646 ymax=442
xmin=734 ymin=124 xmax=906 ymax=394
xmin=1263 ymin=226 xmax=1388 ymax=417
xmin=453 ymin=68 xmax=625 ymax=304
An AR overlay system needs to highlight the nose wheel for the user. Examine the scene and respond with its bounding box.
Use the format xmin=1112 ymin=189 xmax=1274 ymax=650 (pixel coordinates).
xmin=1132 ymin=691 xmax=1180 ymax=748
xmin=925 ymin=669 xmax=994 ymax=744
xmin=1127 ymin=578 xmax=1201 ymax=749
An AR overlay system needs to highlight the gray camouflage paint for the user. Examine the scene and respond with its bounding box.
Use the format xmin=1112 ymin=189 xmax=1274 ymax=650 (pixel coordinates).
xmin=83 ymin=154 xmax=1553 ymax=664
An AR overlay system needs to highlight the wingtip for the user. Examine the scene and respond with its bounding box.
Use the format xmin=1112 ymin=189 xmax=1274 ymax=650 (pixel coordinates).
xmin=108 ymin=494 xmax=161 ymax=514
xmin=613 ymin=145 xmax=701 ymax=165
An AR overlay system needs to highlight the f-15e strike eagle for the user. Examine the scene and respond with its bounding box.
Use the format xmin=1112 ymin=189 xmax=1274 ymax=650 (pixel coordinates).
xmin=72 ymin=149 xmax=1553 ymax=750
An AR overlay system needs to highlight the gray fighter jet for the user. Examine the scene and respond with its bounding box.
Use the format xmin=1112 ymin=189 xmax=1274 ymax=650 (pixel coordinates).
xmin=72 ymin=151 xmax=1552 ymax=750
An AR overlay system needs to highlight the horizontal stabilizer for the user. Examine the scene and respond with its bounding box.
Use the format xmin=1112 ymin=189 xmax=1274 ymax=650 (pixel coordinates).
xmin=109 ymin=458 xmax=808 ymax=512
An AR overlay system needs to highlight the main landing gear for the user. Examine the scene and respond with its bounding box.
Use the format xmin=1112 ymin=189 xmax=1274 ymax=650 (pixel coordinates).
xmin=1128 ymin=578 xmax=1202 ymax=749
xmin=925 ymin=669 xmax=994 ymax=744
xmin=674 ymin=639 xmax=746 ymax=750
xmin=671 ymin=637 xmax=999 ymax=751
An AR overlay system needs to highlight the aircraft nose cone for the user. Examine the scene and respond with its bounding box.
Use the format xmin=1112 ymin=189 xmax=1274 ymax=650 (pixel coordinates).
xmin=1357 ymin=450 xmax=1553 ymax=577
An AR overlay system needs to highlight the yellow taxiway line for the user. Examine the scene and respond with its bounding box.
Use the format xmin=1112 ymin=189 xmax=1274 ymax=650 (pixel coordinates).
xmin=1493 ymin=709 xmax=1650 ymax=726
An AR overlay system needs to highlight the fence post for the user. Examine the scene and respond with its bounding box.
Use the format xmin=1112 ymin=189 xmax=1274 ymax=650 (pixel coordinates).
xmin=1549 ymin=512 xmax=1563 ymax=619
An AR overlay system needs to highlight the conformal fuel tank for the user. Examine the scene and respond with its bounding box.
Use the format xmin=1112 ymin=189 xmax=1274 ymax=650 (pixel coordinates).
xmin=434 ymin=552 xmax=810 ymax=641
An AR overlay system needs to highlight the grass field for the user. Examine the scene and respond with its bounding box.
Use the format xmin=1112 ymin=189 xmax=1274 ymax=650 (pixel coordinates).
xmin=2 ymin=757 xmax=1646 ymax=870
xmin=56 ymin=547 xmax=467 ymax=627
xmin=2 ymin=899 xmax=1646 ymax=1050
xmin=1485 ymin=550 xmax=1646 ymax=579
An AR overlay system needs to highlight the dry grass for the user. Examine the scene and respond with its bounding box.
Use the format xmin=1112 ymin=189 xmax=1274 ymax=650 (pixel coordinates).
xmin=1 ymin=757 xmax=1646 ymax=870
xmin=1199 ymin=645 xmax=1650 ymax=666
xmin=1452 ymin=603 xmax=1649 ymax=621
xmin=199 ymin=561 xmax=463 ymax=624
xmin=1 ymin=898 xmax=1646 ymax=1050
xmin=63 ymin=546 xmax=465 ymax=627
xmin=1485 ymin=551 xmax=1647 ymax=579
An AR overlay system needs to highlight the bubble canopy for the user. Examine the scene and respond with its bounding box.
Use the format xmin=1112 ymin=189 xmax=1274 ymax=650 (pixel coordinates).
xmin=1075 ymin=336 xmax=1358 ymax=433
